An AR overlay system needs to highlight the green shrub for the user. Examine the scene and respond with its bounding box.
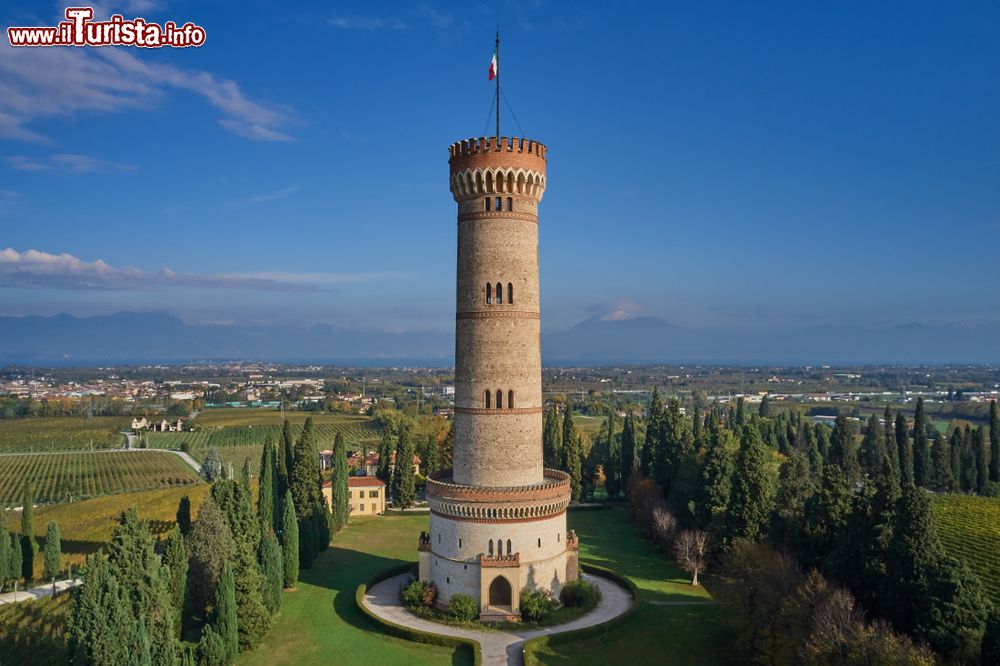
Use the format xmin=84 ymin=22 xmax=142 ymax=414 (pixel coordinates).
xmin=448 ymin=593 xmax=478 ymax=621
xmin=401 ymin=580 xmax=437 ymax=609
xmin=520 ymin=588 xmax=557 ymax=622
xmin=559 ymin=579 xmax=602 ymax=608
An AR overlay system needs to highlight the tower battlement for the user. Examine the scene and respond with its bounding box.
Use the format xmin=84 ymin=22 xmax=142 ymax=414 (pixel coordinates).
xmin=449 ymin=136 xmax=547 ymax=177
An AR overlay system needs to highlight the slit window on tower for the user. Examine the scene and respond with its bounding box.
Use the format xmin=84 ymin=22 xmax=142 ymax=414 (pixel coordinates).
xmin=484 ymin=197 xmax=491 ymax=211
xmin=508 ymin=390 xmax=514 ymax=409
xmin=485 ymin=283 xmax=492 ymax=304
xmin=496 ymin=390 xmax=503 ymax=409
xmin=484 ymin=390 xmax=491 ymax=409
xmin=488 ymin=539 xmax=494 ymax=556
xmin=506 ymin=539 xmax=512 ymax=554
xmin=496 ymin=196 xmax=502 ymax=211
xmin=507 ymin=197 xmax=513 ymax=211
xmin=507 ymin=282 xmax=513 ymax=304
xmin=497 ymin=537 xmax=503 ymax=555
xmin=496 ymin=282 xmax=503 ymax=304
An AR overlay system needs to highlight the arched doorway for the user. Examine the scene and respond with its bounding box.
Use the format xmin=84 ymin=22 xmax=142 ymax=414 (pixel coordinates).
xmin=488 ymin=575 xmax=512 ymax=609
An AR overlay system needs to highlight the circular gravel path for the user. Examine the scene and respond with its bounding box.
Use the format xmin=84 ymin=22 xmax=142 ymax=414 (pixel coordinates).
xmin=363 ymin=572 xmax=633 ymax=666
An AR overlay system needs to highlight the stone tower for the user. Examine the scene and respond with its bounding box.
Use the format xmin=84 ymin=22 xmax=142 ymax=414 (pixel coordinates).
xmin=418 ymin=136 xmax=578 ymax=620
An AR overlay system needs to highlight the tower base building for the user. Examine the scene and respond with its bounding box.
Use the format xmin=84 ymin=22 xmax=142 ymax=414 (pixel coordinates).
xmin=417 ymin=136 xmax=578 ymax=620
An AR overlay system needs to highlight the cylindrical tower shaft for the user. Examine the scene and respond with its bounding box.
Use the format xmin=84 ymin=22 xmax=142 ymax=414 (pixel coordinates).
xmin=449 ymin=136 xmax=547 ymax=488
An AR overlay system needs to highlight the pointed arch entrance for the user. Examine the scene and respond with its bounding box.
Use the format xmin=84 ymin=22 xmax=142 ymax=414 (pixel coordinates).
xmin=487 ymin=575 xmax=512 ymax=609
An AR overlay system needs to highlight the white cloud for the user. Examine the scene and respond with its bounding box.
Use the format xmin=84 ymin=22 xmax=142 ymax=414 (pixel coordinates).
xmin=0 ymin=10 xmax=294 ymax=143
xmin=7 ymin=154 xmax=137 ymax=173
xmin=328 ymin=14 xmax=407 ymax=31
xmin=0 ymin=248 xmax=325 ymax=292
xmin=235 ymin=185 xmax=300 ymax=208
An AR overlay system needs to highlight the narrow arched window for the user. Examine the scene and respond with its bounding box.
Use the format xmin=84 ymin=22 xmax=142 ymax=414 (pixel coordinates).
xmin=507 ymin=539 xmax=512 ymax=554
xmin=484 ymin=197 xmax=491 ymax=211
xmin=508 ymin=390 xmax=514 ymax=409
xmin=484 ymin=390 xmax=491 ymax=409
xmin=488 ymin=539 xmax=494 ymax=556
xmin=507 ymin=282 xmax=513 ymax=304
xmin=486 ymin=283 xmax=492 ymax=304
xmin=497 ymin=537 xmax=503 ymax=555
xmin=495 ymin=282 xmax=503 ymax=304
xmin=496 ymin=389 xmax=503 ymax=409
xmin=495 ymin=196 xmax=502 ymax=211
xmin=506 ymin=197 xmax=513 ymax=211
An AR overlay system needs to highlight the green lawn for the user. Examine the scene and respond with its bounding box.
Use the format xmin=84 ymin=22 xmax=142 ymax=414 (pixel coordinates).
xmin=528 ymin=505 xmax=732 ymax=664
xmin=235 ymin=514 xmax=467 ymax=666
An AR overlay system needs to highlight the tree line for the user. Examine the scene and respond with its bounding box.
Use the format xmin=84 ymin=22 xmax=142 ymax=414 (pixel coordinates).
xmin=67 ymin=415 xmax=363 ymax=665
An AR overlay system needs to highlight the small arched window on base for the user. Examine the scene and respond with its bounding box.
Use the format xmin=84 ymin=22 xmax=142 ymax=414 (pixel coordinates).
xmin=484 ymin=390 xmax=491 ymax=409
xmin=496 ymin=389 xmax=503 ymax=409
xmin=485 ymin=283 xmax=492 ymax=304
xmin=507 ymin=282 xmax=513 ymax=304
xmin=508 ymin=390 xmax=514 ymax=409
xmin=496 ymin=282 xmax=503 ymax=304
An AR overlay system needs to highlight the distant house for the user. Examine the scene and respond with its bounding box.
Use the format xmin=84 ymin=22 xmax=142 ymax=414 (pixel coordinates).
xmin=322 ymin=477 xmax=386 ymax=516
xmin=132 ymin=417 xmax=184 ymax=432
xmin=319 ymin=449 xmax=333 ymax=470
xmin=345 ymin=450 xmax=421 ymax=477
xmin=131 ymin=417 xmax=148 ymax=430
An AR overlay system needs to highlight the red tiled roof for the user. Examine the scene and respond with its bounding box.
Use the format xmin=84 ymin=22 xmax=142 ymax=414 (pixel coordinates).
xmin=348 ymin=477 xmax=385 ymax=487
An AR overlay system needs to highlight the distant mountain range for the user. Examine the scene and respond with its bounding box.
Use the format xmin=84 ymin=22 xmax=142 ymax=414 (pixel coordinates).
xmin=0 ymin=311 xmax=997 ymax=365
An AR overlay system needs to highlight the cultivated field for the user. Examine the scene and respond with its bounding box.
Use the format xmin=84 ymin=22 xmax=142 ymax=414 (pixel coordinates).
xmin=0 ymin=416 xmax=128 ymax=452
xmin=931 ymin=494 xmax=1000 ymax=604
xmin=143 ymin=418 xmax=382 ymax=452
xmin=0 ymin=451 xmax=201 ymax=507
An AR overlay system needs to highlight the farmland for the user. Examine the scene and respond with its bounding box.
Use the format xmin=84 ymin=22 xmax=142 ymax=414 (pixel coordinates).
xmin=0 ymin=451 xmax=201 ymax=507
xmin=0 ymin=416 xmax=128 ymax=452
xmin=931 ymin=494 xmax=1000 ymax=604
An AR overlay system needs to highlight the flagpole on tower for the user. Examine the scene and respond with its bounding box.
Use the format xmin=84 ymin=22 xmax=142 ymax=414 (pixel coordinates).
xmin=495 ymin=31 xmax=500 ymax=140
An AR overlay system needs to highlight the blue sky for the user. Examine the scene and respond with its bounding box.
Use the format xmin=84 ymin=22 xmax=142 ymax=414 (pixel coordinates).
xmin=1 ymin=1 xmax=998 ymax=334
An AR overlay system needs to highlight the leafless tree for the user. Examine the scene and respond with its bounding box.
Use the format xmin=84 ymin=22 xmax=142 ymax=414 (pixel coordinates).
xmin=650 ymin=506 xmax=677 ymax=549
xmin=672 ymin=529 xmax=708 ymax=586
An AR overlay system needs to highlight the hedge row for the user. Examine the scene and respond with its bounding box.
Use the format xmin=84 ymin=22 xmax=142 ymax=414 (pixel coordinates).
xmin=521 ymin=562 xmax=640 ymax=665
xmin=567 ymin=503 xmax=613 ymax=512
xmin=354 ymin=565 xmax=482 ymax=666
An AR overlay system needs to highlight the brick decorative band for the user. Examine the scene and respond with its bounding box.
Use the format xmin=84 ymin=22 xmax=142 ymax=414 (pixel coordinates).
xmin=430 ymin=507 xmax=568 ymax=524
xmin=456 ymin=310 xmax=540 ymax=320
xmin=458 ymin=211 xmax=537 ymax=224
xmin=453 ymin=407 xmax=543 ymax=415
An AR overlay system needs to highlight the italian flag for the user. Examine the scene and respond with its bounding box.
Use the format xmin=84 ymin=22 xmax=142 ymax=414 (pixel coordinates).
xmin=488 ymin=49 xmax=498 ymax=80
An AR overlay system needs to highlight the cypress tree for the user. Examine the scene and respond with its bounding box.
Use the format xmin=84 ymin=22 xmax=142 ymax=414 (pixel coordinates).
xmin=561 ymin=404 xmax=576 ymax=471
xmin=392 ymin=427 xmax=417 ymax=509
xmin=983 ymin=610 xmax=1000 ymax=666
xmin=212 ymin=563 xmax=238 ymax=662
xmin=640 ymin=390 xmax=662 ymax=476
xmin=975 ymin=426 xmax=990 ymax=495
xmin=424 ymin=433 xmax=440 ymax=478
xmin=9 ymin=534 xmax=21 ymax=585
xmin=605 ymin=410 xmax=622 ymax=498
xmin=726 ymin=421 xmax=775 ymax=542
xmin=211 ymin=479 xmax=270 ymax=651
xmin=912 ymin=397 xmax=930 ymax=487
xmin=440 ymin=423 xmax=454 ymax=470
xmin=281 ymin=490 xmax=299 ymax=588
xmin=950 ymin=427 xmax=964 ymax=490
xmin=859 ymin=414 xmax=884 ymax=477
xmin=758 ymin=394 xmax=771 ymax=418
xmin=565 ymin=430 xmax=583 ymax=502
xmin=619 ymin=412 xmax=637 ymax=487
xmin=961 ymin=425 xmax=977 ymax=492
xmin=161 ymin=525 xmax=187 ymax=638
xmin=175 ymin=495 xmax=192 ymax=536
xmin=990 ymin=400 xmax=1000 ymax=483
xmin=291 ymin=417 xmax=321 ymax=567
xmin=68 ymin=554 xmax=135 ymax=666
xmin=20 ymin=482 xmax=37 ymax=581
xmin=280 ymin=419 xmax=294 ymax=498
xmin=0 ymin=510 xmax=9 ymax=589
xmin=895 ymin=412 xmax=913 ymax=486
xmin=187 ymin=495 xmax=235 ymax=617
xmin=105 ymin=507 xmax=176 ymax=665
xmin=698 ymin=424 xmax=734 ymax=535
xmin=829 ymin=414 xmax=859 ymax=482
xmin=258 ymin=530 xmax=283 ymax=614
xmin=200 ymin=448 xmax=223 ymax=482
xmin=930 ymin=433 xmax=955 ymax=491
xmin=42 ymin=520 xmax=61 ymax=581
xmin=332 ymin=432 xmax=350 ymax=530
xmin=258 ymin=439 xmax=279 ymax=536
xmin=883 ymin=405 xmax=900 ymax=480
xmin=542 ymin=405 xmax=561 ymax=469
xmin=376 ymin=428 xmax=394 ymax=484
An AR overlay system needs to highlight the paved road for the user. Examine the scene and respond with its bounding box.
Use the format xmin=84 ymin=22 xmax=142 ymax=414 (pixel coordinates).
xmin=0 ymin=578 xmax=81 ymax=605
xmin=364 ymin=572 xmax=633 ymax=666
